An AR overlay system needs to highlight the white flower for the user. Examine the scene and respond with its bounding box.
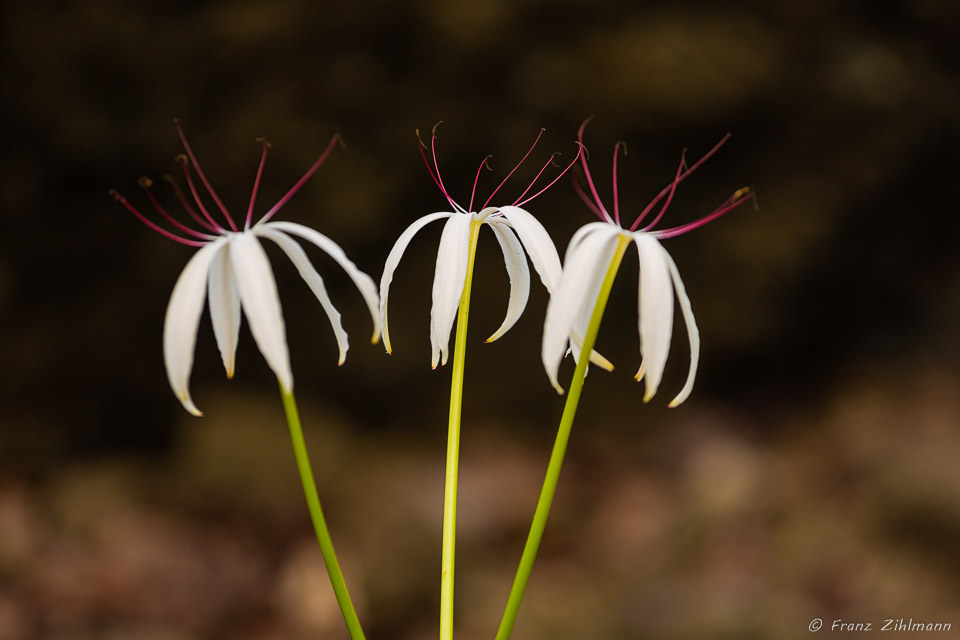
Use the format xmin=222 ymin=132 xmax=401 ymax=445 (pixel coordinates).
xmin=379 ymin=126 xmax=604 ymax=369
xmin=543 ymin=124 xmax=752 ymax=405
xmin=112 ymin=122 xmax=379 ymax=416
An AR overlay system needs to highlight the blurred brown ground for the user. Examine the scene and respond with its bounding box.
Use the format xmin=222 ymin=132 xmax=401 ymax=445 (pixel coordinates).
xmin=1 ymin=1 xmax=958 ymax=638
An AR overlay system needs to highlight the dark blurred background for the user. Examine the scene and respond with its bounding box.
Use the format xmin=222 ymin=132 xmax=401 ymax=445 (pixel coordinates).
xmin=1 ymin=1 xmax=959 ymax=638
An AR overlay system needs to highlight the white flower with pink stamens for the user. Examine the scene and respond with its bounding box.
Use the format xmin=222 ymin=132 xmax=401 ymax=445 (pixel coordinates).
xmin=112 ymin=121 xmax=380 ymax=416
xmin=379 ymin=125 xmax=604 ymax=370
xmin=542 ymin=121 xmax=753 ymax=405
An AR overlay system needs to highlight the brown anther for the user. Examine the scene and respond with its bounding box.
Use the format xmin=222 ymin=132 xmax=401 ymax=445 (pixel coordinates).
xmin=254 ymin=137 xmax=273 ymax=148
xmin=108 ymin=188 xmax=121 ymax=200
xmin=431 ymin=120 xmax=444 ymax=136
xmin=614 ymin=141 xmax=629 ymax=156
xmin=138 ymin=177 xmax=153 ymax=188
xmin=174 ymin=153 xmax=188 ymax=164
xmin=732 ymin=186 xmax=751 ymax=200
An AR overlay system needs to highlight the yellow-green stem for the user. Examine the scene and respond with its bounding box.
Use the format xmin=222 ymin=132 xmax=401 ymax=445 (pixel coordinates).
xmin=495 ymin=234 xmax=631 ymax=640
xmin=280 ymin=386 xmax=366 ymax=640
xmin=440 ymin=217 xmax=483 ymax=640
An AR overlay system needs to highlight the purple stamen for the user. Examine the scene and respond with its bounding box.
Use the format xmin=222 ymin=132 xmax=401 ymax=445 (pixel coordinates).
xmin=417 ymin=127 xmax=461 ymax=212
xmin=245 ymin=138 xmax=270 ymax=230
xmin=577 ymin=119 xmax=613 ymax=224
xmin=630 ymin=134 xmax=732 ymax=232
xmin=512 ymin=152 xmax=559 ymax=205
xmin=139 ymin=177 xmax=215 ymax=240
xmin=174 ymin=120 xmax=239 ymax=232
xmin=652 ymin=188 xmax=752 ymax=239
xmin=468 ymin=155 xmax=493 ymax=212
xmin=481 ymin=128 xmax=544 ymax=209
xmin=430 ymin=123 xmax=464 ymax=212
xmin=571 ymin=169 xmax=606 ymax=220
xmin=632 ymin=151 xmax=686 ymax=232
xmin=110 ymin=189 xmax=206 ymax=247
xmin=612 ymin=141 xmax=627 ymax=226
xmin=162 ymin=174 xmax=220 ymax=233
xmin=514 ymin=145 xmax=584 ymax=208
xmin=178 ymin=155 xmax=228 ymax=233
xmin=257 ymin=132 xmax=340 ymax=225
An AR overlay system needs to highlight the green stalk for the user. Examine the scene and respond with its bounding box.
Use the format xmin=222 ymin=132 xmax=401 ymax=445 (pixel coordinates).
xmin=441 ymin=217 xmax=483 ymax=640
xmin=280 ymin=386 xmax=366 ymax=640
xmin=495 ymin=234 xmax=631 ymax=640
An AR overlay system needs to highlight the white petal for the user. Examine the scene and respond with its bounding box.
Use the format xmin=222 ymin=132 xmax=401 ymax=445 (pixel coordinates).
xmin=164 ymin=238 xmax=228 ymax=416
xmin=255 ymin=227 xmax=349 ymax=365
xmin=663 ymin=250 xmax=700 ymax=407
xmin=563 ymin=221 xmax=611 ymax=266
xmin=431 ymin=214 xmax=473 ymax=367
xmin=568 ymin=228 xmax=622 ymax=367
xmin=377 ymin=212 xmax=453 ymax=354
xmin=264 ymin=221 xmax=381 ymax=347
xmin=484 ymin=219 xmax=530 ymax=342
xmin=495 ymin=206 xmax=561 ymax=293
xmin=229 ymin=232 xmax=293 ymax=392
xmin=634 ymin=234 xmax=675 ymax=402
xmin=542 ymin=225 xmax=621 ymax=393
xmin=207 ymin=240 xmax=242 ymax=379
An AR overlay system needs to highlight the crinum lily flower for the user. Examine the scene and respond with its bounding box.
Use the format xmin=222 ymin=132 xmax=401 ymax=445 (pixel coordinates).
xmin=542 ymin=122 xmax=753 ymax=405
xmin=112 ymin=121 xmax=380 ymax=416
xmin=379 ymin=125 xmax=595 ymax=368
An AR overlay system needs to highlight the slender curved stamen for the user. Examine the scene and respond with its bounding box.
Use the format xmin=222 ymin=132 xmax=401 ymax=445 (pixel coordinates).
xmin=577 ymin=119 xmax=613 ymax=223
xmin=482 ymin=128 xmax=544 ymax=209
xmin=245 ymin=138 xmax=270 ymax=230
xmin=430 ymin=123 xmax=466 ymax=213
xmin=174 ymin=120 xmax=239 ymax=232
xmin=417 ymin=128 xmax=462 ymax=212
xmin=631 ymin=134 xmax=732 ymax=232
xmin=514 ymin=145 xmax=584 ymax=208
xmin=257 ymin=133 xmax=340 ymax=225
xmin=139 ymin=178 xmax=214 ymax=240
xmin=633 ymin=151 xmax=686 ymax=232
xmin=511 ymin=152 xmax=559 ymax=206
xmin=468 ymin=155 xmax=493 ymax=212
xmin=652 ymin=188 xmax=753 ymax=239
xmin=612 ymin=141 xmax=627 ymax=226
xmin=162 ymin=174 xmax=221 ymax=233
xmin=571 ymin=170 xmax=606 ymax=220
xmin=178 ymin=155 xmax=228 ymax=233
xmin=110 ymin=189 xmax=206 ymax=247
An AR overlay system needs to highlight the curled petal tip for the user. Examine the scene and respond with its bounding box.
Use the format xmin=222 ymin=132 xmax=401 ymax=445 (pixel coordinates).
xmin=226 ymin=368 xmax=235 ymax=379
xmin=181 ymin=397 xmax=204 ymax=417
xmin=668 ymin=398 xmax=682 ymax=409
xmin=643 ymin=389 xmax=655 ymax=403
xmin=338 ymin=358 xmax=345 ymax=366
xmin=370 ymin=332 xmax=381 ymax=345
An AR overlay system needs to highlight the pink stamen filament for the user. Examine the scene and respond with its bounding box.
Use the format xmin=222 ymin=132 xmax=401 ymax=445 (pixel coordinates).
xmin=257 ymin=132 xmax=340 ymax=225
xmin=174 ymin=120 xmax=239 ymax=232
xmin=652 ymin=189 xmax=752 ymax=239
xmin=612 ymin=141 xmax=627 ymax=226
xmin=576 ymin=119 xmax=613 ymax=223
xmin=629 ymin=133 xmax=732 ymax=232
xmin=481 ymin=128 xmax=544 ymax=209
xmin=430 ymin=123 xmax=465 ymax=212
xmin=633 ymin=151 xmax=686 ymax=232
xmin=416 ymin=128 xmax=461 ymax=212
xmin=511 ymin=152 xmax=559 ymax=205
xmin=110 ymin=189 xmax=206 ymax=247
xmin=162 ymin=174 xmax=220 ymax=233
xmin=571 ymin=169 xmax=606 ymax=220
xmin=139 ymin=178 xmax=215 ymax=240
xmin=468 ymin=155 xmax=493 ymax=212
xmin=178 ymin=156 xmax=228 ymax=233
xmin=245 ymin=138 xmax=270 ymax=230
xmin=514 ymin=144 xmax=584 ymax=208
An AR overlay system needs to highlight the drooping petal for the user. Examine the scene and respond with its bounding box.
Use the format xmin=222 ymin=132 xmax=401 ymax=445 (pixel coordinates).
xmin=663 ymin=250 xmax=700 ymax=407
xmin=495 ymin=206 xmax=561 ymax=292
xmin=563 ymin=221 xmax=611 ymax=266
xmin=542 ymin=224 xmax=621 ymax=393
xmin=431 ymin=213 xmax=473 ymax=367
xmin=255 ymin=226 xmax=349 ymax=365
xmin=164 ymin=238 xmax=228 ymax=416
xmin=484 ymin=219 xmax=530 ymax=342
xmin=568 ymin=228 xmax=622 ymax=368
xmin=229 ymin=232 xmax=293 ymax=392
xmin=634 ymin=233 xmax=674 ymax=402
xmin=378 ymin=211 xmax=453 ymax=354
xmin=264 ymin=221 xmax=381 ymax=346
xmin=207 ymin=240 xmax=242 ymax=378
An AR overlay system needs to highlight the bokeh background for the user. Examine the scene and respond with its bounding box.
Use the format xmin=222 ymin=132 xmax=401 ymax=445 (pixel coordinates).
xmin=2 ymin=1 xmax=959 ymax=638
